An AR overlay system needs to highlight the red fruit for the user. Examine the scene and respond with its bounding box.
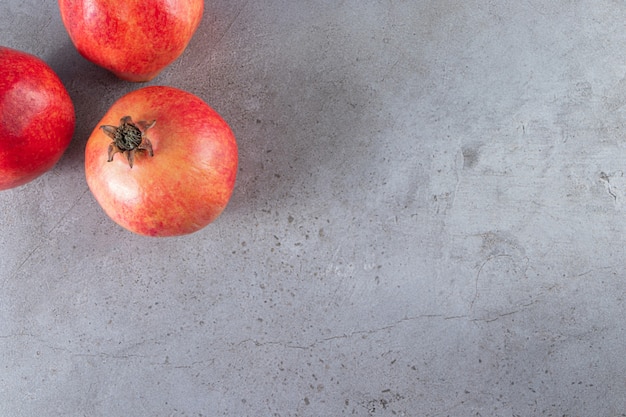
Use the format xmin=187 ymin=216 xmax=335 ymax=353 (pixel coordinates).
xmin=0 ymin=46 xmax=75 ymax=191
xmin=58 ymin=0 xmax=204 ymax=82
xmin=85 ymin=86 xmax=238 ymax=237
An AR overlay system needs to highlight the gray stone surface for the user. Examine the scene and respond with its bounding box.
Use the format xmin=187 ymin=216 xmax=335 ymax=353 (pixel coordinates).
xmin=2 ymin=1 xmax=626 ymax=416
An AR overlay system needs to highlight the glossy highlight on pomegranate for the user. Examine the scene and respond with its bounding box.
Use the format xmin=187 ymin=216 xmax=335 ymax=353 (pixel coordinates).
xmin=85 ymin=86 xmax=238 ymax=237
xmin=58 ymin=0 xmax=204 ymax=82
xmin=0 ymin=46 xmax=75 ymax=190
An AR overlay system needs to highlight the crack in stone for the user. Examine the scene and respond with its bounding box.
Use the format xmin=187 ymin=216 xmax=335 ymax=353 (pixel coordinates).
xmin=236 ymin=303 xmax=544 ymax=351
xmin=236 ymin=312 xmax=536 ymax=351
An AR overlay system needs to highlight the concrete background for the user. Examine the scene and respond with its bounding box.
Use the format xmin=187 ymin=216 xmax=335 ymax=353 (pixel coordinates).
xmin=2 ymin=1 xmax=626 ymax=416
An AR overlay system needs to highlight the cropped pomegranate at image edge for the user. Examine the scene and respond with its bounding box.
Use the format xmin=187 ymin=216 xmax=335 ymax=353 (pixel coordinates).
xmin=85 ymin=86 xmax=238 ymax=237
xmin=0 ymin=46 xmax=75 ymax=191
xmin=57 ymin=0 xmax=204 ymax=82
